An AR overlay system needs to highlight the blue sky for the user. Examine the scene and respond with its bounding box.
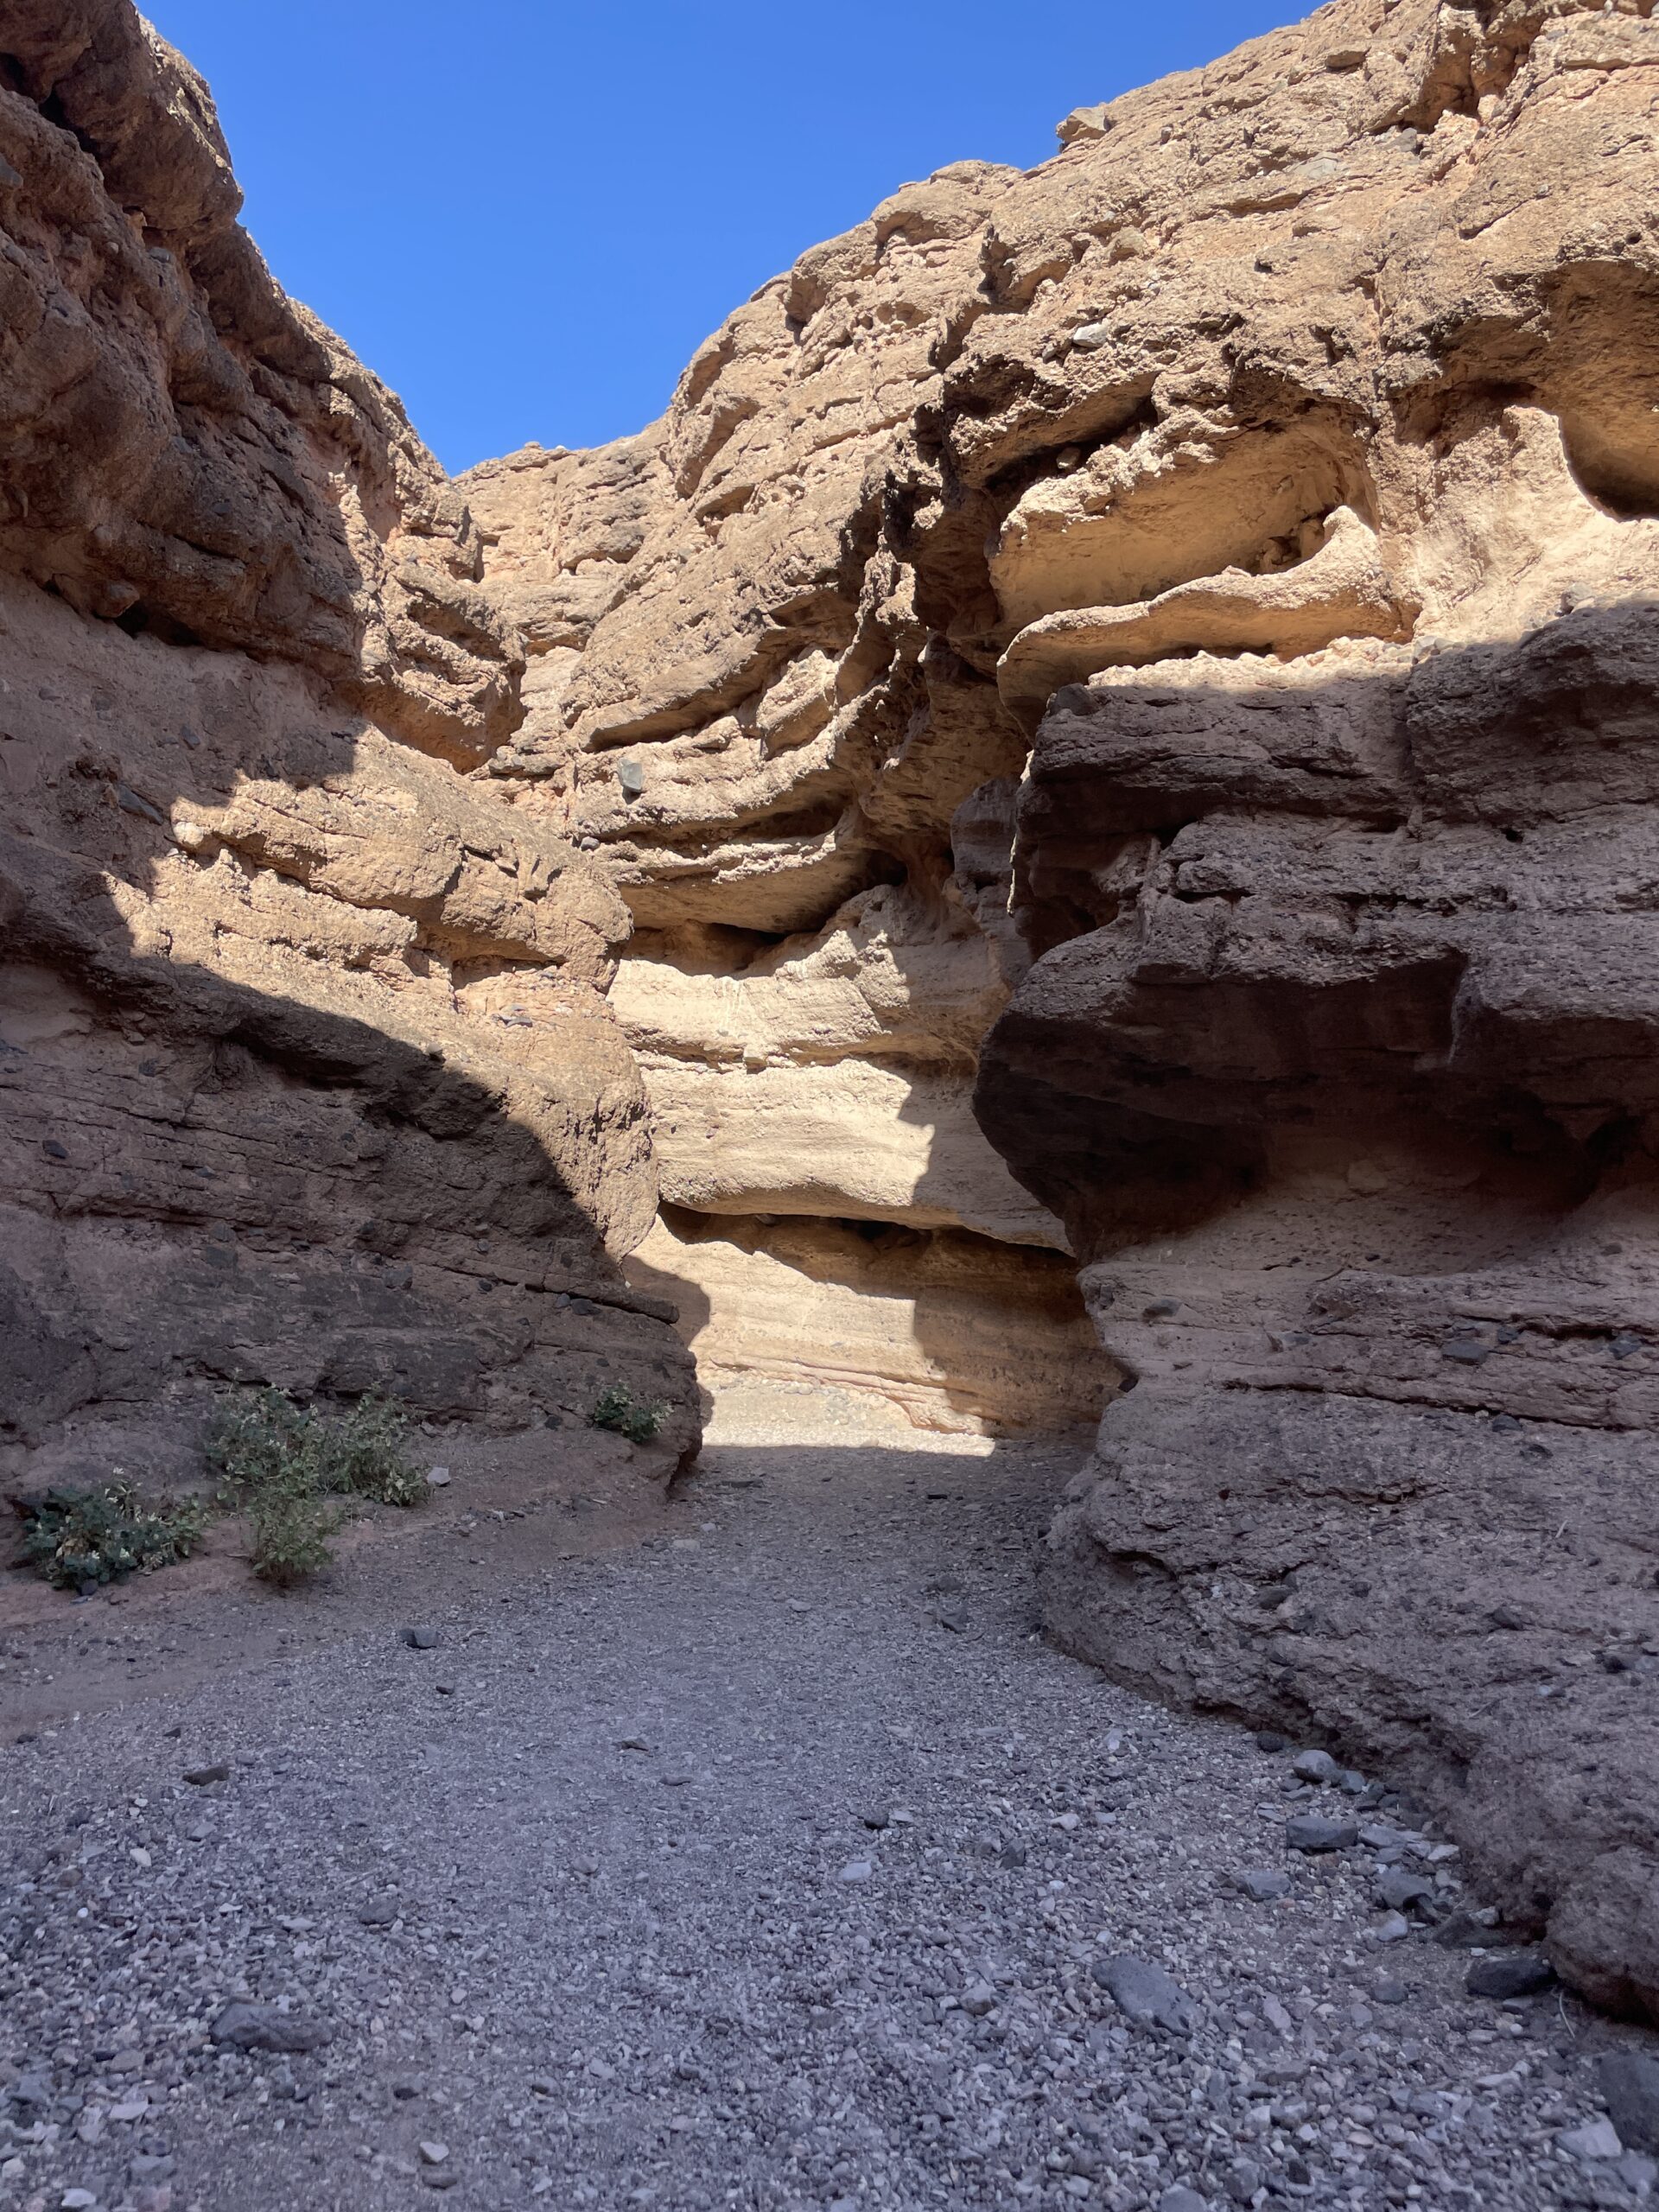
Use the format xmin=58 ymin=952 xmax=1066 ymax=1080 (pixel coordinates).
xmin=143 ymin=1 xmax=1307 ymax=475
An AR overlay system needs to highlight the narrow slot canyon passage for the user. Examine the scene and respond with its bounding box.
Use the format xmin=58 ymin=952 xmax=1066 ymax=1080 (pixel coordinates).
xmin=6 ymin=1388 xmax=1651 ymax=2212
xmin=6 ymin=1 xmax=1659 ymax=2207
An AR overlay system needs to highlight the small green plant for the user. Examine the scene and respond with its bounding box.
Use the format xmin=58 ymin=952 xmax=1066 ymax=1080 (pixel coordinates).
xmin=16 ymin=1483 xmax=209 ymax=1592
xmin=590 ymin=1382 xmax=667 ymax=1446
xmin=324 ymin=1395 xmax=429 ymax=1507
xmin=206 ymin=1386 xmax=424 ymax=1586
xmin=246 ymin=1483 xmax=345 ymax=1591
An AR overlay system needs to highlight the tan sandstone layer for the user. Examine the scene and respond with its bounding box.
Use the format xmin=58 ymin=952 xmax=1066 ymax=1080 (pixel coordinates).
xmin=7 ymin=0 xmax=1659 ymax=2024
xmin=454 ymin=0 xmax=1659 ymax=2016
xmin=0 ymin=0 xmax=700 ymax=1491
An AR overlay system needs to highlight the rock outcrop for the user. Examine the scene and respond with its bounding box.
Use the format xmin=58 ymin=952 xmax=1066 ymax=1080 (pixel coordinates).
xmin=9 ymin=0 xmax=1659 ymax=2022
xmin=463 ymin=0 xmax=1659 ymax=2012
xmin=0 ymin=0 xmax=699 ymax=1490
xmin=967 ymin=0 xmax=1659 ymax=2016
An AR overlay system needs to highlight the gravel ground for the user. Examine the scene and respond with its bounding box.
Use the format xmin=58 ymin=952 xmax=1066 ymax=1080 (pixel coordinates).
xmin=3 ymin=1390 xmax=1657 ymax=2212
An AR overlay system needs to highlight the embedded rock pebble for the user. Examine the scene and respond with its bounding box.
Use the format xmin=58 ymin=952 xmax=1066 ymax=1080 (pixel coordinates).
xmin=1467 ymin=1954 xmax=1557 ymax=2000
xmin=1287 ymin=1815 xmax=1359 ymax=1854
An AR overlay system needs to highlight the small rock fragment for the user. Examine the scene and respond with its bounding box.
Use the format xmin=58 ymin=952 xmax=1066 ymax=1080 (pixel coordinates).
xmin=182 ymin=1764 xmax=230 ymax=1786
xmin=1093 ymin=1954 xmax=1196 ymax=2034
xmin=1236 ymin=1870 xmax=1291 ymax=1902
xmin=1600 ymin=2053 xmax=1659 ymax=2155
xmin=210 ymin=2002 xmax=333 ymax=2055
xmin=1287 ymin=1815 xmax=1358 ymax=1853
xmin=1559 ymin=2119 xmax=1624 ymax=2163
xmin=402 ymin=1627 xmax=441 ymax=1650
xmin=1465 ymin=1952 xmax=1554 ymax=1999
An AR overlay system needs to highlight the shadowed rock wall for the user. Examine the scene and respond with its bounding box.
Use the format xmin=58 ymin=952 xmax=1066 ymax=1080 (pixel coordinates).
xmin=8 ymin=0 xmax=1659 ymax=2019
xmin=467 ymin=0 xmax=1659 ymax=2009
xmin=0 ymin=0 xmax=699 ymax=1489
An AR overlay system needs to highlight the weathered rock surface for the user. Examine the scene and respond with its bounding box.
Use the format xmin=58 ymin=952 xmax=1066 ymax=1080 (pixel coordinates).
xmin=624 ymin=1206 xmax=1112 ymax=1433
xmin=465 ymin=0 xmax=1659 ymax=2012
xmin=10 ymin=0 xmax=1659 ymax=2029
xmin=963 ymin=0 xmax=1659 ymax=2017
xmin=0 ymin=0 xmax=699 ymax=1488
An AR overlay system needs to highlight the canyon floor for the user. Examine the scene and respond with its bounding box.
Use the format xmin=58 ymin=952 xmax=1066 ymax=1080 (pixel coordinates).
xmin=2 ymin=1387 xmax=1656 ymax=2212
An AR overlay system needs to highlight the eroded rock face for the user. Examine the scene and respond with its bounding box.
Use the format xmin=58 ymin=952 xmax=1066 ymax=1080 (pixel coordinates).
xmin=0 ymin=1 xmax=699 ymax=1486
xmin=964 ymin=0 xmax=1659 ymax=2015
xmin=10 ymin=0 xmax=1659 ymax=2019
xmin=460 ymin=0 xmax=1659 ymax=2008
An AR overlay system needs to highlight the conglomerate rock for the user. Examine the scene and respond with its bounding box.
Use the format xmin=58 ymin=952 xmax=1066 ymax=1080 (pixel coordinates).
xmin=8 ymin=0 xmax=1659 ymax=2018
xmin=0 ymin=0 xmax=699 ymax=1485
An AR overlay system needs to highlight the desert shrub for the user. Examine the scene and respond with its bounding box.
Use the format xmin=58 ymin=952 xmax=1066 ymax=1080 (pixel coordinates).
xmin=16 ymin=1483 xmax=209 ymax=1592
xmin=590 ymin=1382 xmax=667 ymax=1446
xmin=322 ymin=1394 xmax=427 ymax=1506
xmin=206 ymin=1386 xmax=424 ymax=1586
xmin=246 ymin=1483 xmax=344 ymax=1590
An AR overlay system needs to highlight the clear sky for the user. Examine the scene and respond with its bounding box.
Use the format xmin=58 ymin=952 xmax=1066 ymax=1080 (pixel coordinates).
xmin=142 ymin=1 xmax=1308 ymax=475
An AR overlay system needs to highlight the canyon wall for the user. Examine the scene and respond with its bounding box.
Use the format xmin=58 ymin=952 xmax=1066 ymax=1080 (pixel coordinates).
xmin=460 ymin=0 xmax=1659 ymax=2013
xmin=0 ymin=0 xmax=700 ymax=1491
xmin=6 ymin=0 xmax=1659 ymax=2020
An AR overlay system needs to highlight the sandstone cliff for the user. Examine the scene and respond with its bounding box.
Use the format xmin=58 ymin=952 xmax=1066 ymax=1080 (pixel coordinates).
xmin=0 ymin=0 xmax=700 ymax=1492
xmin=7 ymin=0 xmax=1659 ymax=2025
xmin=459 ymin=0 xmax=1659 ymax=2014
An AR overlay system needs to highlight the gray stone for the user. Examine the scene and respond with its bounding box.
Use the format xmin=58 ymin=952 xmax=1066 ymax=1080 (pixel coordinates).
xmin=1559 ymin=2118 xmax=1624 ymax=2162
xmin=209 ymin=2002 xmax=334 ymax=2055
xmin=1292 ymin=1749 xmax=1340 ymax=1783
xmin=357 ymin=1897 xmax=400 ymax=1928
xmin=616 ymin=758 xmax=645 ymax=798
xmin=1093 ymin=1954 xmax=1196 ymax=2035
xmin=402 ymin=1628 xmax=441 ymax=1650
xmin=1465 ymin=1951 xmax=1554 ymax=1999
xmin=1286 ymin=1815 xmax=1358 ymax=1853
xmin=182 ymin=1763 xmax=231 ymax=1785
xmin=1236 ymin=1869 xmax=1291 ymax=1902
xmin=1159 ymin=2189 xmax=1209 ymax=2212
xmin=1600 ymin=2054 xmax=1659 ymax=2156
xmin=1372 ymin=1975 xmax=1409 ymax=2005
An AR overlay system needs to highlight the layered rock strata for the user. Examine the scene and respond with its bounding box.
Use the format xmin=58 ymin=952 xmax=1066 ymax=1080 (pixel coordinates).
xmin=0 ymin=0 xmax=699 ymax=1489
xmin=9 ymin=0 xmax=1659 ymax=2022
xmin=466 ymin=0 xmax=1659 ymax=2010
